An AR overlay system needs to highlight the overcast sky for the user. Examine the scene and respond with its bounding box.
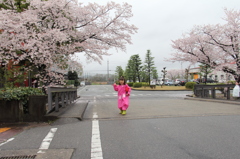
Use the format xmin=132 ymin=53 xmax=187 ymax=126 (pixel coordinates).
xmin=78 ymin=0 xmax=240 ymax=76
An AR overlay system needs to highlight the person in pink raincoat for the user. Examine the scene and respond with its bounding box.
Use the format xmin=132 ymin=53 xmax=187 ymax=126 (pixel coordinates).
xmin=113 ymin=76 xmax=131 ymax=115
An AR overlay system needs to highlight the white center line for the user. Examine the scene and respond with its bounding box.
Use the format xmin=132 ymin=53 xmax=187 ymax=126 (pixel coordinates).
xmin=93 ymin=112 xmax=98 ymax=119
xmin=91 ymin=112 xmax=103 ymax=159
xmin=38 ymin=128 xmax=58 ymax=153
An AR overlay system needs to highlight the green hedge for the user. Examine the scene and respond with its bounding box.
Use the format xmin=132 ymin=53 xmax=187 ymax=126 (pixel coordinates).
xmin=65 ymin=80 xmax=79 ymax=87
xmin=142 ymin=83 xmax=149 ymax=87
xmin=74 ymin=79 xmax=80 ymax=87
xmin=185 ymin=82 xmax=197 ymax=90
xmin=127 ymin=82 xmax=134 ymax=87
xmin=227 ymin=80 xmax=235 ymax=84
xmin=66 ymin=80 xmax=75 ymax=85
xmin=133 ymin=82 xmax=142 ymax=88
xmin=0 ymin=87 xmax=45 ymax=113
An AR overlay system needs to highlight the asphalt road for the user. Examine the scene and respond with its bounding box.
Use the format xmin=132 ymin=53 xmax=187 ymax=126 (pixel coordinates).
xmin=1 ymin=85 xmax=240 ymax=159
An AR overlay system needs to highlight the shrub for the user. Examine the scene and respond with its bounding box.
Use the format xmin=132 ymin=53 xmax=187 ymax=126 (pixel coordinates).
xmin=227 ymin=80 xmax=235 ymax=84
xmin=66 ymin=80 xmax=75 ymax=85
xmin=74 ymin=79 xmax=80 ymax=87
xmin=142 ymin=83 xmax=149 ymax=87
xmin=133 ymin=82 xmax=142 ymax=88
xmin=127 ymin=82 xmax=134 ymax=87
xmin=185 ymin=82 xmax=197 ymax=90
xmin=0 ymin=87 xmax=45 ymax=113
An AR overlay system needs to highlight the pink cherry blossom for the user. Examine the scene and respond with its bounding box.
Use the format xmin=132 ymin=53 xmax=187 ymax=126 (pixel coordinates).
xmin=168 ymin=9 xmax=240 ymax=76
xmin=0 ymin=0 xmax=137 ymax=86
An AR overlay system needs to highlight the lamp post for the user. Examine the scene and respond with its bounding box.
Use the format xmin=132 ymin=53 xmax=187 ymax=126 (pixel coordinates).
xmin=161 ymin=67 xmax=167 ymax=88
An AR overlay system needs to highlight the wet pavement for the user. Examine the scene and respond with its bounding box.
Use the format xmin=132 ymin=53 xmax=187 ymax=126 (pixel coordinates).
xmin=0 ymin=122 xmax=48 ymax=144
xmin=1 ymin=85 xmax=240 ymax=159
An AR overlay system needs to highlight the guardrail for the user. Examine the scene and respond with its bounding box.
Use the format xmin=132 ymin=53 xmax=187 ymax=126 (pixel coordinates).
xmin=47 ymin=87 xmax=77 ymax=113
xmin=194 ymin=84 xmax=235 ymax=100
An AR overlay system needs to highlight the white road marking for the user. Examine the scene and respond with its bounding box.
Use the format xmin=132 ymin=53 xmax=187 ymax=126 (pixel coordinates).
xmin=91 ymin=112 xmax=103 ymax=159
xmin=131 ymin=94 xmax=136 ymax=96
xmin=38 ymin=128 xmax=58 ymax=153
xmin=105 ymin=95 xmax=110 ymax=97
xmin=93 ymin=112 xmax=98 ymax=118
xmin=0 ymin=138 xmax=14 ymax=147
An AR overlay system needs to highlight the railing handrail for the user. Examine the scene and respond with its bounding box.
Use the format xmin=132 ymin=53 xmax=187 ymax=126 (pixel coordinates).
xmin=47 ymin=87 xmax=77 ymax=113
xmin=194 ymin=84 xmax=236 ymax=100
xmin=48 ymin=87 xmax=77 ymax=93
xmin=195 ymin=84 xmax=235 ymax=89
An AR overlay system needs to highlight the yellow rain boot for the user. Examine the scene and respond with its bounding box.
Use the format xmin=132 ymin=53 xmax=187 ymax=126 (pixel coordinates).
xmin=119 ymin=110 xmax=123 ymax=114
xmin=122 ymin=110 xmax=126 ymax=115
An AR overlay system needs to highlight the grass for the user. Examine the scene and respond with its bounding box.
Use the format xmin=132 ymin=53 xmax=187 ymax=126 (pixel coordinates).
xmin=91 ymin=82 xmax=108 ymax=85
xmin=132 ymin=86 xmax=191 ymax=91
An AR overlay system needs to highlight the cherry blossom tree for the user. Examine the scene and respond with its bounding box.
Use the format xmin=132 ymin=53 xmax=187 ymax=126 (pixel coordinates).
xmin=168 ymin=9 xmax=239 ymax=77
xmin=166 ymin=69 xmax=185 ymax=80
xmin=0 ymin=0 xmax=137 ymax=86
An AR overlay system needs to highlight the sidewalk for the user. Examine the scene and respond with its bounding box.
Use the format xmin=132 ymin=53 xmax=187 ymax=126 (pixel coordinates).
xmin=88 ymin=98 xmax=240 ymax=120
xmin=0 ymin=98 xmax=88 ymax=159
xmin=46 ymin=98 xmax=89 ymax=121
xmin=0 ymin=122 xmax=48 ymax=145
xmin=0 ymin=98 xmax=89 ymax=146
xmin=132 ymin=86 xmax=191 ymax=91
xmin=185 ymin=97 xmax=240 ymax=105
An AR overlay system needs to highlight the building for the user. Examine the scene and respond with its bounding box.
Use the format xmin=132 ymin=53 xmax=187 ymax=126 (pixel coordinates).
xmin=189 ymin=67 xmax=234 ymax=83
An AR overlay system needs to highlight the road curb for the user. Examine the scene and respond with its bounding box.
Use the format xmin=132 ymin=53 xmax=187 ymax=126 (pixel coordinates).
xmin=184 ymin=97 xmax=240 ymax=105
xmin=79 ymin=101 xmax=89 ymax=121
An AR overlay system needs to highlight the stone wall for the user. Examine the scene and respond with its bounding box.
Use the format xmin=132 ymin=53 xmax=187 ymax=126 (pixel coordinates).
xmin=0 ymin=95 xmax=47 ymax=122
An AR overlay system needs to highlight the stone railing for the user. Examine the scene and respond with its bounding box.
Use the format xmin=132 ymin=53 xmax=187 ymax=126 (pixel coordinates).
xmin=194 ymin=84 xmax=235 ymax=100
xmin=47 ymin=87 xmax=77 ymax=113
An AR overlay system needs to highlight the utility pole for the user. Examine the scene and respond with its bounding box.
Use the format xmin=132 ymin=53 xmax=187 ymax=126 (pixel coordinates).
xmin=107 ymin=60 xmax=109 ymax=84
xmin=185 ymin=68 xmax=189 ymax=82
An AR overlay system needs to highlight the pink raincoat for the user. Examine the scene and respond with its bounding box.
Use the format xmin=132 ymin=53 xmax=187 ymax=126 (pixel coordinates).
xmin=113 ymin=84 xmax=131 ymax=110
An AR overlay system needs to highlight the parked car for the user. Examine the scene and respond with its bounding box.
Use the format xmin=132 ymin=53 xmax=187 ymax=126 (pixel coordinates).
xmin=80 ymin=81 xmax=85 ymax=86
xmin=174 ymin=79 xmax=187 ymax=86
xmin=195 ymin=78 xmax=216 ymax=84
xmin=165 ymin=80 xmax=174 ymax=86
xmin=178 ymin=79 xmax=187 ymax=86
xmin=174 ymin=79 xmax=180 ymax=85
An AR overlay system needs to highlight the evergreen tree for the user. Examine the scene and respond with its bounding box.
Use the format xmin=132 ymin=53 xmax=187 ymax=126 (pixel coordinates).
xmin=152 ymin=69 xmax=158 ymax=79
xmin=115 ymin=66 xmax=124 ymax=82
xmin=143 ymin=50 xmax=157 ymax=85
xmin=125 ymin=54 xmax=142 ymax=83
xmin=198 ymin=64 xmax=212 ymax=84
xmin=68 ymin=71 xmax=78 ymax=80
xmin=132 ymin=54 xmax=142 ymax=82
xmin=125 ymin=58 xmax=134 ymax=82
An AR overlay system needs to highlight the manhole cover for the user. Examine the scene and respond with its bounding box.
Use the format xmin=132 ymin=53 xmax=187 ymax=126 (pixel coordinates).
xmin=0 ymin=155 xmax=37 ymax=159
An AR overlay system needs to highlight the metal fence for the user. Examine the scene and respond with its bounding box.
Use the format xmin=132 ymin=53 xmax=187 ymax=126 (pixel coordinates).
xmin=47 ymin=87 xmax=77 ymax=113
xmin=194 ymin=84 xmax=235 ymax=100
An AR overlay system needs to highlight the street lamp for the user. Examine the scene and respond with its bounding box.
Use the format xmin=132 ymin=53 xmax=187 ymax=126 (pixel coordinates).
xmin=161 ymin=67 xmax=167 ymax=87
